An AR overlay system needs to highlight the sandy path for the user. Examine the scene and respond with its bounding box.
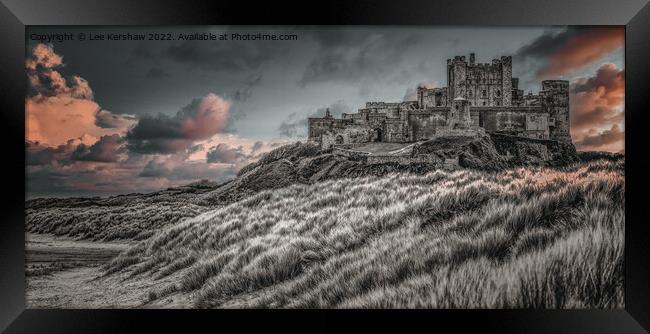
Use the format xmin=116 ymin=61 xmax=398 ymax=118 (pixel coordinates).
xmin=25 ymin=233 xmax=192 ymax=308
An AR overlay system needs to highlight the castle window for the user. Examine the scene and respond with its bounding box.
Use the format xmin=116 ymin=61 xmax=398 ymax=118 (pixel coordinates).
xmin=496 ymin=90 xmax=501 ymax=97
xmin=496 ymin=101 xmax=500 ymax=106
xmin=469 ymin=91 xmax=473 ymax=97
xmin=482 ymin=101 xmax=486 ymax=106
xmin=482 ymin=90 xmax=487 ymax=97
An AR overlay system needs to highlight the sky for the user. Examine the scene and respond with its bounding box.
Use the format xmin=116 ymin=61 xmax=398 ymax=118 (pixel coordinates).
xmin=25 ymin=26 xmax=625 ymax=198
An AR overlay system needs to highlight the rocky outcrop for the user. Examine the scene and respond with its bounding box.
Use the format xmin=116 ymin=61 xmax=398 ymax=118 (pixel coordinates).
xmin=199 ymin=134 xmax=581 ymax=205
xmin=489 ymin=133 xmax=580 ymax=167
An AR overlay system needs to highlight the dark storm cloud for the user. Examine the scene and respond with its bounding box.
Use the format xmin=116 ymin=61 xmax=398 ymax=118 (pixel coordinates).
xmin=278 ymin=100 xmax=352 ymax=137
xmin=126 ymin=94 xmax=231 ymax=154
xmin=71 ymin=134 xmax=126 ymax=163
xmin=299 ymin=31 xmax=422 ymax=86
xmin=515 ymin=28 xmax=579 ymax=60
xmin=228 ymin=74 xmax=262 ymax=103
xmin=139 ymin=158 xmax=171 ymax=177
xmin=162 ymin=33 xmax=288 ymax=72
xmin=27 ymin=135 xmax=127 ymax=165
xmin=145 ymin=68 xmax=170 ymax=79
xmin=95 ymin=109 xmax=137 ymax=129
xmin=206 ymin=143 xmax=247 ymax=164
xmin=515 ymin=26 xmax=624 ymax=78
xmin=26 ymin=140 xmax=77 ymax=166
xmin=26 ymin=44 xmax=93 ymax=99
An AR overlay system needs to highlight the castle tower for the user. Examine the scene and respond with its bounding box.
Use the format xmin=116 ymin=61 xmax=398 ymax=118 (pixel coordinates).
xmin=417 ymin=85 xmax=425 ymax=108
xmin=541 ymin=80 xmax=571 ymax=142
xmin=450 ymin=97 xmax=471 ymax=129
xmin=500 ymin=56 xmax=513 ymax=107
xmin=447 ymin=56 xmax=468 ymax=100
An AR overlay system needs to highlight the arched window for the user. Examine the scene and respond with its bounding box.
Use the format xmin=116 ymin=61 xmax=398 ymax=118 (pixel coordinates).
xmin=496 ymin=90 xmax=501 ymax=97
xmin=482 ymin=90 xmax=487 ymax=98
xmin=335 ymin=135 xmax=344 ymax=144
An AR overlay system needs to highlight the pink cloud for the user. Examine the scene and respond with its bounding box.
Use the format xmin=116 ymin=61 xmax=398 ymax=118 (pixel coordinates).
xmin=570 ymin=63 xmax=624 ymax=152
xmin=25 ymin=44 xmax=136 ymax=147
xmin=181 ymin=93 xmax=231 ymax=140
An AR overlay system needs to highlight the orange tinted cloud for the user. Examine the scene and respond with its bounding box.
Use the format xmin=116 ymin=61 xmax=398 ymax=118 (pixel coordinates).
xmin=25 ymin=44 xmax=135 ymax=147
xmin=574 ymin=124 xmax=624 ymax=153
xmin=570 ymin=63 xmax=625 ymax=152
xmin=181 ymin=93 xmax=231 ymax=140
xmin=539 ymin=27 xmax=624 ymax=79
xmin=27 ymin=97 xmax=109 ymax=146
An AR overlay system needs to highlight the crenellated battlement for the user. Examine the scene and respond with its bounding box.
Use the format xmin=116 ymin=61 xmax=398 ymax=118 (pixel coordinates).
xmin=309 ymin=53 xmax=571 ymax=149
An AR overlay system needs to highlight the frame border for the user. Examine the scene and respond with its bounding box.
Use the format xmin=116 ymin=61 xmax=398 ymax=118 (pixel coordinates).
xmin=1 ymin=0 xmax=648 ymax=332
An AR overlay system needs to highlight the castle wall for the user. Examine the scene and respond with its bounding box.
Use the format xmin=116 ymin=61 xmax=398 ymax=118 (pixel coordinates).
xmin=320 ymin=125 xmax=373 ymax=149
xmin=385 ymin=118 xmax=406 ymax=143
xmin=418 ymin=87 xmax=448 ymax=108
xmin=408 ymin=109 xmax=449 ymax=141
xmin=477 ymin=107 xmax=549 ymax=139
xmin=308 ymin=54 xmax=571 ymax=147
xmin=541 ymin=80 xmax=571 ymax=142
xmin=308 ymin=118 xmax=336 ymax=142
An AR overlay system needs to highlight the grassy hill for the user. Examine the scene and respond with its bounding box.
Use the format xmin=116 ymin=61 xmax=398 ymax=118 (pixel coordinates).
xmin=103 ymin=159 xmax=624 ymax=308
xmin=25 ymin=137 xmax=581 ymax=242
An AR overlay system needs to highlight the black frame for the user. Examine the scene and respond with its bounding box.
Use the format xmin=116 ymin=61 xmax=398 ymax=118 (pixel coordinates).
xmin=1 ymin=0 xmax=649 ymax=332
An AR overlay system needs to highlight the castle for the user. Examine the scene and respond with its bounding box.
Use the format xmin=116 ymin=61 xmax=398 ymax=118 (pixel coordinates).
xmin=308 ymin=53 xmax=571 ymax=149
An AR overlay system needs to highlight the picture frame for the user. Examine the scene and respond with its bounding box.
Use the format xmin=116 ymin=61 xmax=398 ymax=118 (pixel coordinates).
xmin=1 ymin=0 xmax=649 ymax=332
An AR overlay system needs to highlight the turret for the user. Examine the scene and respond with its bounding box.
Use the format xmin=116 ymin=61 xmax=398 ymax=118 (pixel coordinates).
xmin=541 ymin=80 xmax=571 ymax=142
xmin=447 ymin=56 xmax=468 ymax=100
xmin=500 ymin=56 xmax=513 ymax=106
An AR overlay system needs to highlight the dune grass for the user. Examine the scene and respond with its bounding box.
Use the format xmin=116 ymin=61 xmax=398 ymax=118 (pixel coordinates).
xmin=26 ymin=202 xmax=210 ymax=241
xmin=101 ymin=159 xmax=624 ymax=308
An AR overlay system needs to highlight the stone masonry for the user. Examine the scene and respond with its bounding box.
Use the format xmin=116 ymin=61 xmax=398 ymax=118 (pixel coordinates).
xmin=308 ymin=53 xmax=571 ymax=149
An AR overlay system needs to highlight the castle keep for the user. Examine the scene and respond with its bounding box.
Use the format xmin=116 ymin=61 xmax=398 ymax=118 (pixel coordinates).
xmin=308 ymin=53 xmax=570 ymax=148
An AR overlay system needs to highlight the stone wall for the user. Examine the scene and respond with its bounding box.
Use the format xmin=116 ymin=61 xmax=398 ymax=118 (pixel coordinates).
xmin=365 ymin=154 xmax=445 ymax=166
xmin=408 ymin=110 xmax=449 ymax=141
xmin=321 ymin=126 xmax=373 ymax=149
xmin=541 ymin=80 xmax=571 ymax=142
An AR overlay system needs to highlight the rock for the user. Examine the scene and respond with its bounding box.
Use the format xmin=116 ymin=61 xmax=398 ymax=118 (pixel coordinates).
xmin=198 ymin=134 xmax=582 ymax=206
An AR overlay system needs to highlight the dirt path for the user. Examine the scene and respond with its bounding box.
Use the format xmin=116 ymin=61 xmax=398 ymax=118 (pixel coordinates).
xmin=25 ymin=233 xmax=189 ymax=308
